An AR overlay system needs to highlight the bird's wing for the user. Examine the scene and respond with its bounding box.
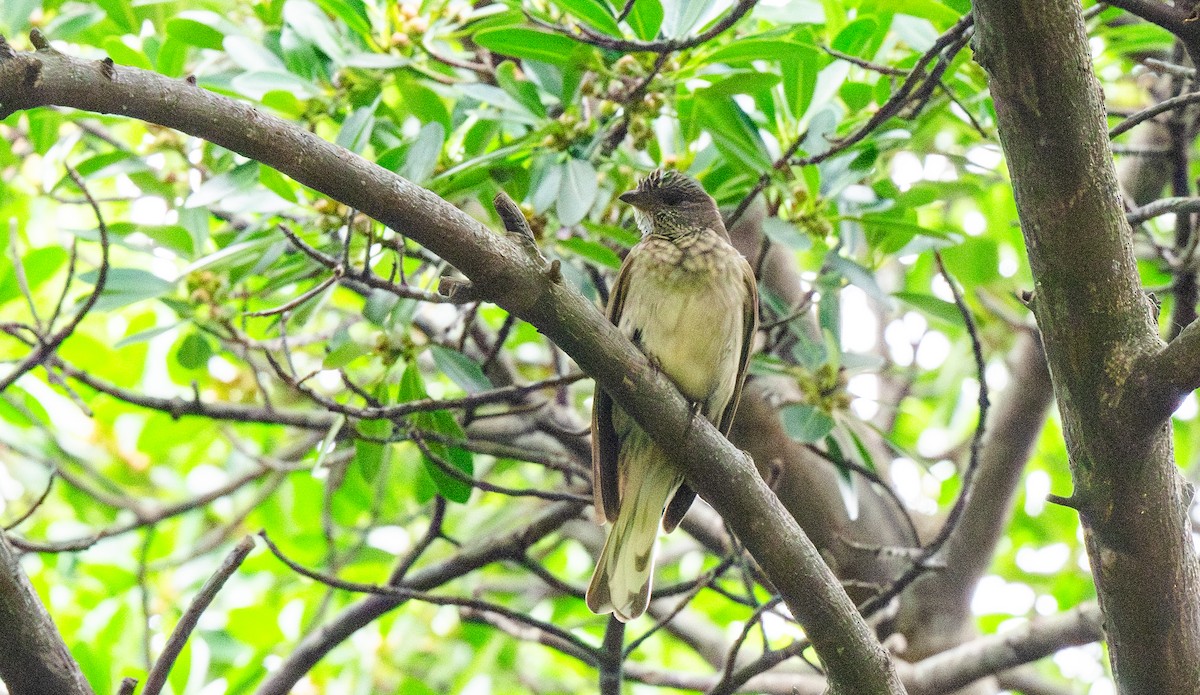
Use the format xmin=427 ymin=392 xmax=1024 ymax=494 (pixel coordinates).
xmin=666 ymin=247 xmax=758 ymax=534
xmin=592 ymin=247 xmax=642 ymax=523
xmin=717 ymin=256 xmax=759 ymax=436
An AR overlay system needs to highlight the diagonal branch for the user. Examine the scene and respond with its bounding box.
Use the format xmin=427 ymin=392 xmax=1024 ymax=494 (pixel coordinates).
xmin=0 ymin=34 xmax=902 ymax=695
xmin=0 ymin=532 xmax=95 ymax=695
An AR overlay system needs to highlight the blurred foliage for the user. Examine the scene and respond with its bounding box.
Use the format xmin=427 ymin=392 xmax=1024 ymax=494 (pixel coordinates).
xmin=0 ymin=0 xmax=1188 ymax=693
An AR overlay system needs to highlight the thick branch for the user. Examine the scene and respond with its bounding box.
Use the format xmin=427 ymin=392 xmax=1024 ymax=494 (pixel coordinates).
xmin=973 ymin=1 xmax=1200 ymax=691
xmin=0 ymin=532 xmax=94 ymax=695
xmin=1124 ymin=317 xmax=1200 ymax=427
xmin=0 ymin=37 xmax=903 ymax=694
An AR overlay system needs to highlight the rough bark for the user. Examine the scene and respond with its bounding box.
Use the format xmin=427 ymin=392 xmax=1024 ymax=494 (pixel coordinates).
xmin=973 ymin=2 xmax=1200 ymax=692
xmin=0 ymin=533 xmax=95 ymax=695
xmin=0 ymin=34 xmax=903 ymax=695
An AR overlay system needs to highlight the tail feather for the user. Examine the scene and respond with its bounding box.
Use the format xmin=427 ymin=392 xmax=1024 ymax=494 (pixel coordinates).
xmin=586 ymin=436 xmax=681 ymax=622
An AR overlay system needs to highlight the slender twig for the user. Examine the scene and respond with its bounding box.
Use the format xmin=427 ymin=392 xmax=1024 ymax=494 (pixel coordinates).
xmin=708 ymin=597 xmax=785 ymax=695
xmin=599 ymin=616 xmax=625 ymax=695
xmin=6 ymin=219 xmax=41 ymax=329
xmin=819 ymin=44 xmax=907 ymax=75
xmin=277 ymin=223 xmax=455 ymax=303
xmin=1126 ymin=196 xmax=1200 ymax=227
xmin=0 ymin=166 xmax=110 ymax=393
xmin=854 ymin=253 xmax=990 ymax=619
xmin=141 ymin=536 xmax=256 ymax=695
xmin=389 ymin=497 xmax=448 ymax=583
xmin=47 ymin=237 xmax=79 ymax=334
xmin=257 ymin=529 xmax=598 ymax=658
xmin=2 ymin=471 xmax=55 ymax=530
xmin=531 ymin=0 xmax=757 ymax=54
xmin=410 ymin=430 xmax=591 ymax=503
xmin=1109 ymin=91 xmax=1200 ymax=140
xmin=244 ymin=270 xmax=342 ymax=317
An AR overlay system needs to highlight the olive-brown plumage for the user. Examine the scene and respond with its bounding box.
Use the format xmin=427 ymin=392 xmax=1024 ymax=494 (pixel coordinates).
xmin=587 ymin=170 xmax=758 ymax=622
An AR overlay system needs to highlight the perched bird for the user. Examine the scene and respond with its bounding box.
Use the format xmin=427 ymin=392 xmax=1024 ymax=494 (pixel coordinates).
xmin=586 ymin=169 xmax=758 ymax=622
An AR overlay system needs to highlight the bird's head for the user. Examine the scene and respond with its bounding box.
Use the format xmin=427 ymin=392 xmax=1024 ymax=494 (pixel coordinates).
xmin=619 ymin=169 xmax=724 ymax=239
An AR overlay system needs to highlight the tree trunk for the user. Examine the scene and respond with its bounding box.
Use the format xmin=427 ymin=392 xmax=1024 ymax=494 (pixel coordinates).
xmin=972 ymin=2 xmax=1200 ymax=692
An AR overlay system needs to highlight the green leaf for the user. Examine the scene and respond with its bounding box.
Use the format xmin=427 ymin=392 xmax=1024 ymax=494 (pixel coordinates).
xmin=363 ymin=288 xmax=400 ymax=326
xmin=166 ymin=17 xmax=226 ymax=50
xmin=395 ymin=73 xmax=452 ymax=131
xmin=156 ymin=37 xmax=189 ymax=78
xmin=430 ymin=345 xmax=493 ymax=393
xmin=78 ymin=268 xmax=174 ymax=311
xmin=557 ymin=158 xmax=597 ymax=226
xmin=832 ymin=17 xmax=878 ymax=56
xmin=107 ymin=222 xmax=195 ymax=257
xmin=473 ymin=28 xmax=590 ymax=68
xmin=551 ymin=0 xmax=621 ymax=35
xmin=703 ymin=71 xmax=781 ymax=98
xmin=355 ymin=411 xmax=391 ymax=483
xmin=625 ymin=0 xmax=663 ymax=40
xmin=185 ymin=162 xmax=260 ymax=208
xmin=839 ymin=81 xmax=873 ymax=111
xmin=314 ymin=414 xmax=346 ymax=475
xmin=399 ymin=122 xmax=445 ymax=184
xmin=696 ymin=94 xmax=772 ymax=173
xmin=855 ymin=214 xmax=951 ymax=255
xmin=101 ymin=37 xmax=154 ymax=71
xmin=259 ymin=167 xmax=299 ymax=204
xmin=0 ymin=247 xmax=67 ymax=305
xmin=324 ymin=333 xmax=371 ymax=369
xmin=175 ymin=331 xmax=214 ymax=370
xmin=312 ymin=0 xmax=373 ymax=41
xmin=530 ymin=159 xmax=564 ymax=214
xmin=115 ymin=322 xmax=181 ymax=348
xmin=780 ymin=403 xmax=835 ymax=443
xmin=94 ymin=0 xmax=136 ymax=34
xmin=336 ymin=102 xmax=378 ymax=154
xmin=761 ymin=218 xmax=812 ymax=250
xmin=893 ymin=291 xmax=965 ymax=327
xmin=284 ymin=0 xmax=348 ymax=61
xmin=705 ymin=37 xmax=813 ymax=65
xmin=892 ymin=0 xmax=962 ymax=28
xmin=782 ymin=47 xmax=820 ymax=121
xmin=495 ymin=61 xmax=548 ymax=118
xmin=661 ymin=0 xmax=714 ymax=38
xmin=399 ymin=362 xmax=474 ymax=503
xmin=232 ymin=71 xmax=321 ymax=101
xmin=558 ymin=237 xmax=622 ymax=269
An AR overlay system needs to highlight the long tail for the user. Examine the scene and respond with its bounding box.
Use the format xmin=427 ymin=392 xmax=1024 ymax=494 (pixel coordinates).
xmin=586 ymin=434 xmax=682 ymax=622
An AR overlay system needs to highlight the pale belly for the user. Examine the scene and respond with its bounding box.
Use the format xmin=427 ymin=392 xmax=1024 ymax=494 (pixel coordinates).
xmin=616 ymin=259 xmax=745 ymax=419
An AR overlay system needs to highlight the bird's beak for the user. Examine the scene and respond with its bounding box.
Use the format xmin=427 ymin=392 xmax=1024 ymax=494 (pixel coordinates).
xmin=619 ymin=190 xmax=652 ymax=208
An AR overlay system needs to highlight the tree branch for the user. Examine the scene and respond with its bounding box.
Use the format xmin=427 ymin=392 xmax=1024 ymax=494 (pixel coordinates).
xmin=0 ymin=532 xmax=95 ymax=695
xmin=0 ymin=34 xmax=903 ymax=695
xmin=142 ymin=536 xmax=255 ymax=695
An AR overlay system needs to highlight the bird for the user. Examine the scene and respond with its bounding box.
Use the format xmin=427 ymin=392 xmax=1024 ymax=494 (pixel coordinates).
xmin=586 ymin=169 xmax=758 ymax=622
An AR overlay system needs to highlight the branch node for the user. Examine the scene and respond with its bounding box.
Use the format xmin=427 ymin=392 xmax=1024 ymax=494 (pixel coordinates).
xmin=493 ymin=191 xmax=550 ymax=269
xmin=22 ymin=60 xmax=41 ymax=88
xmin=545 ymin=258 xmax=562 ymax=284
xmin=100 ymin=56 xmax=115 ymax=80
xmin=1018 ymin=289 xmax=1036 ymax=307
xmin=1047 ymin=492 xmax=1084 ymax=511
xmin=29 ymin=28 xmax=50 ymax=51
xmin=438 ymin=276 xmax=486 ymax=304
xmin=185 ymin=74 xmax=196 ymax=85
